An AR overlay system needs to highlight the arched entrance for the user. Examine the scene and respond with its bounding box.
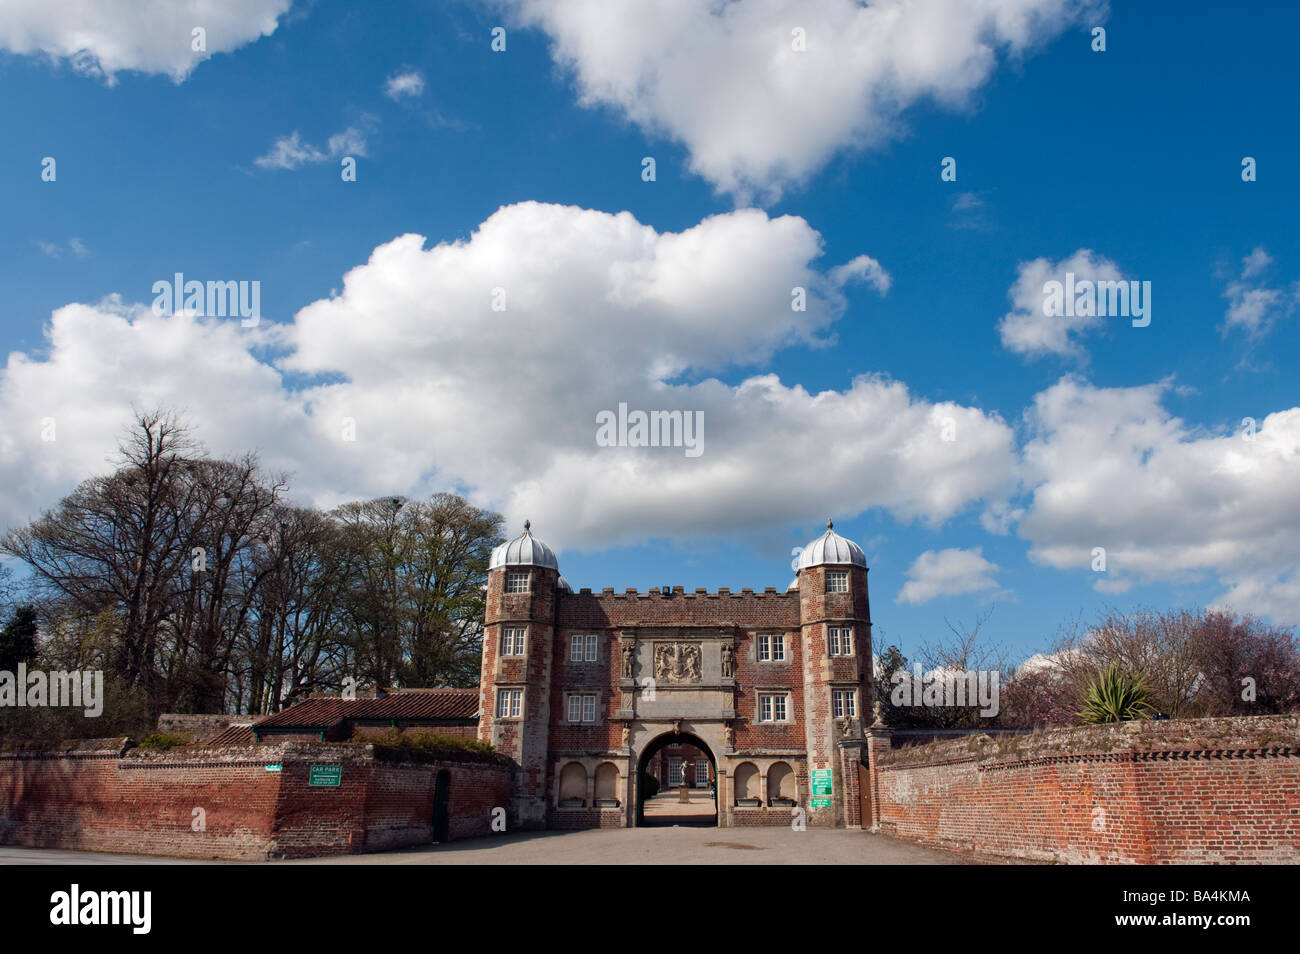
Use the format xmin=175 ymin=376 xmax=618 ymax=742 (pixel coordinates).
xmin=636 ymin=731 xmax=718 ymax=827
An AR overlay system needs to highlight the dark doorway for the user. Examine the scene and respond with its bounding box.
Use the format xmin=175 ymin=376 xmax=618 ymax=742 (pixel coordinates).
xmin=636 ymin=731 xmax=717 ymax=827
xmin=432 ymin=769 xmax=451 ymax=842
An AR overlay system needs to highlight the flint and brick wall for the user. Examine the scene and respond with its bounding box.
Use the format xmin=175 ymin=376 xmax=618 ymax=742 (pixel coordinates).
xmin=0 ymin=741 xmax=512 ymax=860
xmin=873 ymin=716 xmax=1300 ymax=864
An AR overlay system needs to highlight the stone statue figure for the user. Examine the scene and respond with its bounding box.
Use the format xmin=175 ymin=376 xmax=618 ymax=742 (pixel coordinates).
xmin=720 ymin=643 xmax=733 ymax=677
xmin=621 ymin=641 xmax=635 ymax=678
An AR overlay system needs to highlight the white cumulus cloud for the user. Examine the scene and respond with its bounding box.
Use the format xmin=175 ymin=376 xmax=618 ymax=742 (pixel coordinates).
xmin=496 ymin=0 xmax=1104 ymax=200
xmin=255 ymin=123 xmax=373 ymax=170
xmin=384 ymin=70 xmax=425 ymax=99
xmin=0 ymin=0 xmax=292 ymax=84
xmin=0 ymin=202 xmax=1017 ymax=555
xmin=997 ymin=248 xmax=1123 ymax=361
xmin=897 ymin=547 xmax=1006 ymax=604
xmin=1016 ymin=376 xmax=1300 ymax=625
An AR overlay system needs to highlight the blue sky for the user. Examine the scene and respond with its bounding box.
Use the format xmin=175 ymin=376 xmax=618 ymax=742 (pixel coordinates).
xmin=1 ymin=0 xmax=1298 ymax=664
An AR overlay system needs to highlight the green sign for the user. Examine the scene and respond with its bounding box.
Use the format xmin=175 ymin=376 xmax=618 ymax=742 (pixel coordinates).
xmin=309 ymin=764 xmax=342 ymax=787
xmin=811 ymin=768 xmax=833 ymax=805
xmin=264 ymin=763 xmax=282 ymax=773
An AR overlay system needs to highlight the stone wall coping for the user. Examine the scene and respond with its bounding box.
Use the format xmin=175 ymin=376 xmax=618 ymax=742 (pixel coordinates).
xmin=875 ymin=715 xmax=1300 ymax=771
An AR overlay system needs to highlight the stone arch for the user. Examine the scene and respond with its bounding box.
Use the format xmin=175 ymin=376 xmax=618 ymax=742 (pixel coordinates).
xmin=767 ymin=761 xmax=796 ymax=803
xmin=594 ymin=762 xmax=620 ymax=804
xmin=559 ymin=761 xmax=587 ymax=807
xmin=733 ymin=761 xmax=761 ymax=803
xmin=634 ymin=729 xmax=718 ymax=827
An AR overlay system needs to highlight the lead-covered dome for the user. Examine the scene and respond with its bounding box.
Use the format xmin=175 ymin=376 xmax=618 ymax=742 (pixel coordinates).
xmin=796 ymin=520 xmax=866 ymax=570
xmin=489 ymin=520 xmax=558 ymax=570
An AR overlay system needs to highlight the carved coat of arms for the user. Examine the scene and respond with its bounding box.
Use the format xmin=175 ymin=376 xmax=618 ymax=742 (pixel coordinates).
xmin=654 ymin=642 xmax=702 ymax=683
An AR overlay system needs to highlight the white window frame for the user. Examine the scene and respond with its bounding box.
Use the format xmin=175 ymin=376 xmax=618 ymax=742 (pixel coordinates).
xmin=585 ymin=634 xmax=598 ymax=662
xmin=505 ymin=571 xmax=529 ymax=594
xmin=496 ymin=688 xmax=522 ymax=719
xmin=829 ymin=626 xmax=853 ymax=656
xmin=566 ymin=692 xmax=598 ymax=723
xmin=695 ymin=761 xmax=709 ymax=785
xmin=501 ymin=627 xmax=526 ymax=655
xmin=668 ymin=758 xmax=684 ymax=786
xmin=758 ymin=692 xmax=789 ymax=723
xmin=758 ymin=633 xmax=786 ymax=662
xmin=570 ymin=635 xmax=584 ymax=662
xmin=833 ymin=688 xmax=858 ymax=719
xmin=826 ymin=570 xmax=849 ymax=593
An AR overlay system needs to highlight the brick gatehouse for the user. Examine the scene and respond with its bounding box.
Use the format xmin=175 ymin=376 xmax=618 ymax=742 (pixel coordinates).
xmin=478 ymin=520 xmax=873 ymax=830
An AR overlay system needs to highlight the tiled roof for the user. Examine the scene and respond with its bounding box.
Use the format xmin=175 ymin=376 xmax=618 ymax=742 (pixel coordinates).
xmin=203 ymin=724 xmax=257 ymax=746
xmin=255 ymin=689 xmax=480 ymax=730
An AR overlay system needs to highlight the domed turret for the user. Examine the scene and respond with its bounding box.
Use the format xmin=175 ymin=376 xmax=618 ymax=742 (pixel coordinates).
xmin=795 ymin=519 xmax=866 ymax=570
xmin=489 ymin=520 xmax=559 ymax=571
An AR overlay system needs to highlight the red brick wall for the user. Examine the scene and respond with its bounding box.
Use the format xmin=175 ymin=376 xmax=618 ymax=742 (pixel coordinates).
xmin=0 ymin=743 xmax=513 ymax=860
xmin=874 ymin=716 xmax=1300 ymax=863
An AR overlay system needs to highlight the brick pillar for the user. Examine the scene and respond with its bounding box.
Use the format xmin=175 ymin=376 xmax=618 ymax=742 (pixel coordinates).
xmin=839 ymin=739 xmax=865 ymax=829
xmin=863 ymin=727 xmax=892 ymax=830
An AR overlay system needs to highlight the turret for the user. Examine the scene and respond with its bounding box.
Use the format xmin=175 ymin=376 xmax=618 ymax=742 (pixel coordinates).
xmin=479 ymin=520 xmax=560 ymax=829
xmin=795 ymin=520 xmax=871 ymax=827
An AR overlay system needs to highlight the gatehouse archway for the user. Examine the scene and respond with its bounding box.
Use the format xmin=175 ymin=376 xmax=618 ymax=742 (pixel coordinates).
xmin=635 ymin=731 xmax=718 ymax=827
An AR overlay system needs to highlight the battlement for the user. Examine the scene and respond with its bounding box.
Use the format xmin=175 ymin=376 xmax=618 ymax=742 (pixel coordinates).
xmin=572 ymin=585 xmax=792 ymax=598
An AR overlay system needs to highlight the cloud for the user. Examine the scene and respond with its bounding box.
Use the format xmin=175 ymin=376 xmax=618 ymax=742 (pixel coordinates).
xmin=949 ymin=191 xmax=993 ymax=231
xmin=35 ymin=238 xmax=90 ymax=260
xmin=0 ymin=0 xmax=292 ymax=84
xmin=1016 ymin=376 xmax=1300 ymax=625
xmin=384 ymin=70 xmax=425 ymax=99
xmin=997 ymin=248 xmax=1123 ymax=361
xmin=897 ymin=547 xmax=1006 ymax=604
xmin=829 ymin=254 xmax=892 ymax=294
xmin=496 ymin=0 xmax=1104 ymax=201
xmin=0 ymin=202 xmax=1016 ymax=555
xmin=1221 ymin=246 xmax=1298 ymax=339
xmin=255 ymin=122 xmax=373 ymax=170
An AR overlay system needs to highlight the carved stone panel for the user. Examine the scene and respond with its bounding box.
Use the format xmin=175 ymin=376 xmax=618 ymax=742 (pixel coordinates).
xmin=653 ymin=642 xmax=702 ymax=683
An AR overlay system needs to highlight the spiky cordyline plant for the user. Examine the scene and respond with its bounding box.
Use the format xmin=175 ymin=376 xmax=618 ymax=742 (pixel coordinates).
xmin=1079 ymin=662 xmax=1154 ymax=724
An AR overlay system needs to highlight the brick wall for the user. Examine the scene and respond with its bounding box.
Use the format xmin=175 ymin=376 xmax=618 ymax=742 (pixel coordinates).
xmin=0 ymin=742 xmax=513 ymax=860
xmin=873 ymin=716 xmax=1300 ymax=863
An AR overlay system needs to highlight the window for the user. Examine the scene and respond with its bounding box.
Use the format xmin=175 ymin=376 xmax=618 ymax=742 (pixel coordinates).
xmin=567 ymin=693 xmax=598 ymax=723
xmin=495 ymin=688 xmax=522 ymax=718
xmin=833 ymin=689 xmax=857 ymax=719
xmin=569 ymin=634 xmax=599 ymax=662
xmin=758 ymin=693 xmax=789 ymax=723
xmin=505 ymin=572 xmax=529 ymax=594
xmin=668 ymin=758 xmax=684 ymax=786
xmin=758 ymin=633 xmax=786 ymax=662
xmin=501 ymin=627 xmax=525 ymax=655
xmin=829 ymin=626 xmax=853 ymax=656
xmin=826 ymin=571 xmax=849 ymax=593
xmin=695 ymin=761 xmax=709 ymax=785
